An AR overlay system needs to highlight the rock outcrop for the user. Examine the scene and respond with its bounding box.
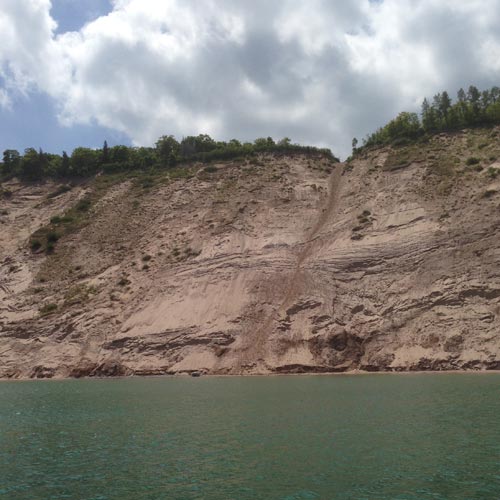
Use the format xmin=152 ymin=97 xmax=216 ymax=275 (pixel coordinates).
xmin=1 ymin=128 xmax=500 ymax=377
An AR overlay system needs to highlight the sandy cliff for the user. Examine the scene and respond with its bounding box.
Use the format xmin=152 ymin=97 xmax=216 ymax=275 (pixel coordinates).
xmin=1 ymin=128 xmax=500 ymax=377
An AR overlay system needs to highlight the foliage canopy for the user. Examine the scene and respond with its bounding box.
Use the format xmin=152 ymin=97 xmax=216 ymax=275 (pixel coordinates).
xmin=359 ymin=85 xmax=500 ymax=151
xmin=0 ymin=135 xmax=336 ymax=181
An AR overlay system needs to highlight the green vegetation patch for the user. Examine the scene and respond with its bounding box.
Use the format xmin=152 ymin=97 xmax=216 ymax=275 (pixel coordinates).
xmin=383 ymin=145 xmax=426 ymax=171
xmin=47 ymin=184 xmax=71 ymax=199
xmin=488 ymin=167 xmax=499 ymax=179
xmin=466 ymin=157 xmax=481 ymax=166
xmin=64 ymin=284 xmax=97 ymax=307
xmin=30 ymin=199 xmax=91 ymax=254
xmin=1 ymin=187 xmax=13 ymax=199
xmin=39 ymin=303 xmax=58 ymax=316
xmin=75 ymin=198 xmax=92 ymax=212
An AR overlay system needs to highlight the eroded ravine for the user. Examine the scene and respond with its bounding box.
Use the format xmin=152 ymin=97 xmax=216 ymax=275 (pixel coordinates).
xmin=235 ymin=165 xmax=344 ymax=372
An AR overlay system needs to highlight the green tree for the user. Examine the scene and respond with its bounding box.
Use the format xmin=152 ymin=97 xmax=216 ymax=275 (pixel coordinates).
xmin=20 ymin=148 xmax=43 ymax=180
xmin=70 ymin=148 xmax=99 ymax=176
xmin=2 ymin=149 xmax=21 ymax=177
xmin=254 ymin=138 xmax=270 ymax=148
xmin=131 ymin=147 xmax=155 ymax=170
xmin=102 ymin=140 xmax=109 ymax=164
xmin=109 ymin=145 xmax=130 ymax=164
xmin=385 ymin=112 xmax=421 ymax=140
xmin=60 ymin=151 xmax=70 ymax=177
xmin=421 ymin=98 xmax=437 ymax=131
xmin=155 ymin=135 xmax=180 ymax=167
xmin=481 ymin=90 xmax=491 ymax=111
xmin=468 ymin=85 xmax=481 ymax=120
xmin=278 ymin=137 xmax=291 ymax=147
xmin=440 ymin=91 xmax=452 ymax=123
xmin=456 ymin=88 xmax=468 ymax=122
xmin=486 ymin=101 xmax=500 ymax=123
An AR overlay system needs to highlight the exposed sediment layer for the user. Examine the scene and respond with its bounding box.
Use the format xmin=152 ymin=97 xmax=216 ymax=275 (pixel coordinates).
xmin=1 ymin=130 xmax=500 ymax=378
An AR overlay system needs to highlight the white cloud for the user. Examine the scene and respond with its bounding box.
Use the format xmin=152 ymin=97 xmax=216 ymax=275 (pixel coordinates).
xmin=1 ymin=0 xmax=500 ymax=157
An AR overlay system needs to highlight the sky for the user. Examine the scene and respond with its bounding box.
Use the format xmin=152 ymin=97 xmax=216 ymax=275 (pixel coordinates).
xmin=1 ymin=0 xmax=500 ymax=158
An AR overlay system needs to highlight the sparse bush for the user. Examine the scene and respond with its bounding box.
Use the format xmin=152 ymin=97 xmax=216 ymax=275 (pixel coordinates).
xmin=117 ymin=277 xmax=130 ymax=287
xmin=204 ymin=166 xmax=218 ymax=173
xmin=30 ymin=239 xmax=42 ymax=251
xmin=46 ymin=231 xmax=59 ymax=243
xmin=141 ymin=178 xmax=155 ymax=189
xmin=47 ymin=185 xmax=71 ymax=199
xmin=142 ymin=254 xmax=152 ymax=262
xmin=64 ymin=284 xmax=96 ymax=306
xmin=75 ymin=198 xmax=91 ymax=212
xmin=466 ymin=157 xmax=480 ymax=166
xmin=391 ymin=137 xmax=411 ymax=147
xmin=39 ymin=303 xmax=57 ymax=316
xmin=169 ymin=168 xmax=193 ymax=180
xmin=49 ymin=214 xmax=74 ymax=226
xmin=488 ymin=167 xmax=499 ymax=179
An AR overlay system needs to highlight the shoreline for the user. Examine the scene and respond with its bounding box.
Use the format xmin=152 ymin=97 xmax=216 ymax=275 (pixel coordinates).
xmin=1 ymin=368 xmax=500 ymax=382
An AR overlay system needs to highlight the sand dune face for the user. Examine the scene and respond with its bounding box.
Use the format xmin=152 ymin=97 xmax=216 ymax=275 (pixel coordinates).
xmin=2 ymin=132 xmax=500 ymax=378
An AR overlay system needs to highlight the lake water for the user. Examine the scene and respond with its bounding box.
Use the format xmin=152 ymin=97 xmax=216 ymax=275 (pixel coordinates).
xmin=1 ymin=374 xmax=499 ymax=499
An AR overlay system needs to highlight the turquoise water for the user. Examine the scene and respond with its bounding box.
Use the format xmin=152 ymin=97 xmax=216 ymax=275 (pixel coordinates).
xmin=0 ymin=374 xmax=499 ymax=499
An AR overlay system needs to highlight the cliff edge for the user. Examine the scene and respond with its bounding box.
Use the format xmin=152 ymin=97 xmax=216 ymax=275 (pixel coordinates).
xmin=1 ymin=128 xmax=500 ymax=377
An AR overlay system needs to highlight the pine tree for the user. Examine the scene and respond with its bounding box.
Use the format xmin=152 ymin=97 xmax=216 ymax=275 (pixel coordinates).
xmin=422 ymin=98 xmax=437 ymax=131
xmin=61 ymin=151 xmax=70 ymax=177
xmin=102 ymin=140 xmax=109 ymax=164
xmin=440 ymin=91 xmax=452 ymax=122
xmin=468 ymin=85 xmax=481 ymax=119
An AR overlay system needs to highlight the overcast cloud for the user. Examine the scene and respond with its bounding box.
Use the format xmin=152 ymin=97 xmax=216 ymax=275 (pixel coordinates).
xmin=1 ymin=0 xmax=500 ymax=157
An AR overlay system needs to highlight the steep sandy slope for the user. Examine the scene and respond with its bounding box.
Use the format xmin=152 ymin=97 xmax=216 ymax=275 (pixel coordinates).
xmin=1 ymin=129 xmax=500 ymax=377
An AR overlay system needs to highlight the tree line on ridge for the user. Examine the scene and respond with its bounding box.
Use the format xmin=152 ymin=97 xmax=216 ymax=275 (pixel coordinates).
xmin=0 ymin=135 xmax=336 ymax=181
xmin=356 ymin=85 xmax=500 ymax=151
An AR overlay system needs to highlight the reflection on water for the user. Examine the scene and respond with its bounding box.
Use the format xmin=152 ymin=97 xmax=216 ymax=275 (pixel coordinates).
xmin=1 ymin=374 xmax=499 ymax=499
